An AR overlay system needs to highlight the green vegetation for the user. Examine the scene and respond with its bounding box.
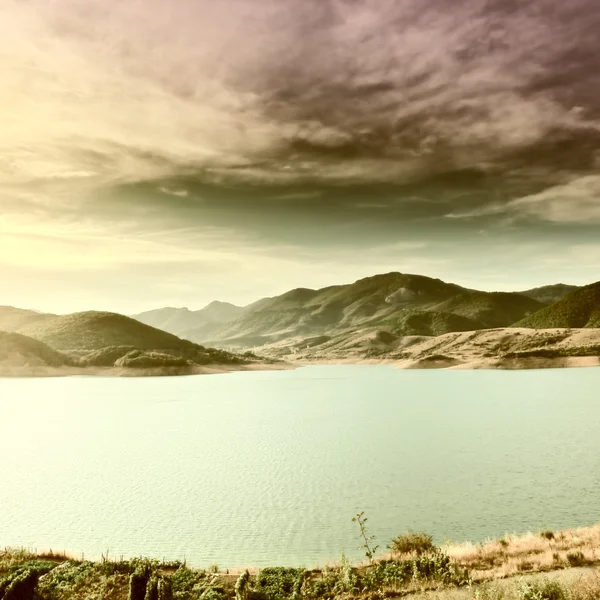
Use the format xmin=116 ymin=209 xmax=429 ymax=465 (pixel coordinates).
xmin=1 ymin=311 xmax=257 ymax=372
xmin=17 ymin=312 xmax=204 ymax=353
xmin=0 ymin=331 xmax=71 ymax=368
xmin=351 ymin=512 xmax=379 ymax=564
xmin=389 ymin=531 xmax=436 ymax=555
xmin=115 ymin=351 xmax=191 ymax=369
xmin=383 ymin=310 xmax=480 ymax=337
xmin=2 ymin=523 xmax=600 ymax=600
xmin=513 ymin=282 xmax=600 ymax=329
xmin=518 ymin=284 xmax=579 ymax=306
xmin=0 ymin=549 xmax=473 ymax=600
xmin=431 ymin=292 xmax=543 ymax=330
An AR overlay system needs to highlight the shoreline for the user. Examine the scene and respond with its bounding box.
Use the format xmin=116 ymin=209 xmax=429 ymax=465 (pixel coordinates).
xmin=0 ymin=361 xmax=295 ymax=378
xmin=2 ymin=355 xmax=600 ymax=377
xmin=7 ymin=523 xmax=599 ymax=574
xmin=2 ymin=523 xmax=599 ymax=600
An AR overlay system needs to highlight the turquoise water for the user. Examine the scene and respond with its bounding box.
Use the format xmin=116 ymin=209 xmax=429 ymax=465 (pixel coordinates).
xmin=1 ymin=365 xmax=599 ymax=568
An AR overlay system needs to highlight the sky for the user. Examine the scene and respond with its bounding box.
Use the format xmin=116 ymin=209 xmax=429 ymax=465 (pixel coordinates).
xmin=2 ymin=0 xmax=600 ymax=314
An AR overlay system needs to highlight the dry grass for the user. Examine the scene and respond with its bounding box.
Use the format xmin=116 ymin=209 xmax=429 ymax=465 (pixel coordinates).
xmin=442 ymin=524 xmax=600 ymax=581
xmin=0 ymin=547 xmax=73 ymax=570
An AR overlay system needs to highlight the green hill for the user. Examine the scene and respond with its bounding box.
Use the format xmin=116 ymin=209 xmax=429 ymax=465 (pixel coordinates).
xmin=0 ymin=306 xmax=56 ymax=332
xmin=513 ymin=282 xmax=600 ymax=328
xmin=192 ymin=273 xmax=545 ymax=348
xmin=197 ymin=273 xmax=470 ymax=346
xmin=16 ymin=311 xmax=248 ymax=367
xmin=0 ymin=330 xmax=71 ymax=367
xmin=18 ymin=311 xmax=199 ymax=352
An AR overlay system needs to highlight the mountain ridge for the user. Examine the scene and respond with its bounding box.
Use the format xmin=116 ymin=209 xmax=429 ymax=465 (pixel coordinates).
xmin=130 ymin=273 xmax=582 ymax=349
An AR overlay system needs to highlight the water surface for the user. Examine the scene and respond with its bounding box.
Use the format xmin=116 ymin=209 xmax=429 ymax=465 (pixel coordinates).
xmin=1 ymin=365 xmax=599 ymax=568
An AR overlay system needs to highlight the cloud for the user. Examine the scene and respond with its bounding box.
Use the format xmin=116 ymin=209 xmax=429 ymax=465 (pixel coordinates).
xmin=1 ymin=0 xmax=599 ymax=202
xmin=159 ymin=187 xmax=190 ymax=198
xmin=447 ymin=176 xmax=600 ymax=223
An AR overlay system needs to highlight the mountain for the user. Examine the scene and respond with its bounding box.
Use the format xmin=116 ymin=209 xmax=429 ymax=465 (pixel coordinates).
xmin=513 ymin=282 xmax=600 ymax=329
xmin=0 ymin=306 xmax=56 ymax=332
xmin=518 ymin=284 xmax=580 ymax=305
xmin=187 ymin=272 xmax=544 ymax=348
xmin=133 ymin=301 xmax=243 ymax=337
xmin=0 ymin=330 xmax=71 ymax=368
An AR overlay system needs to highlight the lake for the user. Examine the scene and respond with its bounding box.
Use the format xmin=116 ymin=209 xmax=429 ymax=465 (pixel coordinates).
xmin=1 ymin=365 xmax=599 ymax=569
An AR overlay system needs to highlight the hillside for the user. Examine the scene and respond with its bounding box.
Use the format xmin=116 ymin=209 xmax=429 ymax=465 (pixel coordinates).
xmin=258 ymin=326 xmax=600 ymax=368
xmin=0 ymin=330 xmax=71 ymax=368
xmin=513 ymin=281 xmax=600 ymax=329
xmin=0 ymin=306 xmax=56 ymax=332
xmin=133 ymin=302 xmax=243 ymax=337
xmin=186 ymin=273 xmax=544 ymax=349
xmin=13 ymin=310 xmax=254 ymax=371
xmin=18 ymin=311 xmax=201 ymax=353
xmin=518 ymin=283 xmax=579 ymax=305
xmin=430 ymin=291 xmax=542 ymax=328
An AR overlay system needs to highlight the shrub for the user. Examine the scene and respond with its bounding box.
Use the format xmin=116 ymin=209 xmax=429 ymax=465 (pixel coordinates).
xmin=251 ymin=568 xmax=305 ymax=600
xmin=81 ymin=345 xmax=137 ymax=367
xmin=410 ymin=550 xmax=470 ymax=585
xmin=518 ymin=580 xmax=567 ymax=600
xmin=566 ymin=550 xmax=587 ymax=567
xmin=115 ymin=350 xmax=190 ymax=368
xmin=389 ymin=531 xmax=436 ymax=555
xmin=517 ymin=560 xmax=534 ymax=572
xmin=540 ymin=531 xmax=555 ymax=541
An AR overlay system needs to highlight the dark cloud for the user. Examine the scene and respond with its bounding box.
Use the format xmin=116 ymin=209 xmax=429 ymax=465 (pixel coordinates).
xmin=2 ymin=0 xmax=600 ymax=312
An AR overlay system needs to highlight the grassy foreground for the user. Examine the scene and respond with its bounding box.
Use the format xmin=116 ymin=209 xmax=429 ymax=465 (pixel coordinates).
xmin=1 ymin=525 xmax=599 ymax=600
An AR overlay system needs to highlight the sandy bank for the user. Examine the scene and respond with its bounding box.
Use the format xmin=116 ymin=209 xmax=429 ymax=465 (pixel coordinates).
xmin=273 ymin=327 xmax=600 ymax=370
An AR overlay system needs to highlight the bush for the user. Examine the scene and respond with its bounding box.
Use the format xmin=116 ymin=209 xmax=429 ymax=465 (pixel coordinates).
xmin=519 ymin=579 xmax=567 ymax=600
xmin=251 ymin=568 xmax=305 ymax=600
xmin=517 ymin=560 xmax=534 ymax=572
xmin=115 ymin=351 xmax=190 ymax=369
xmin=410 ymin=550 xmax=470 ymax=586
xmin=540 ymin=530 xmax=555 ymax=541
xmin=81 ymin=345 xmax=138 ymax=366
xmin=566 ymin=551 xmax=587 ymax=567
xmin=389 ymin=531 xmax=436 ymax=555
